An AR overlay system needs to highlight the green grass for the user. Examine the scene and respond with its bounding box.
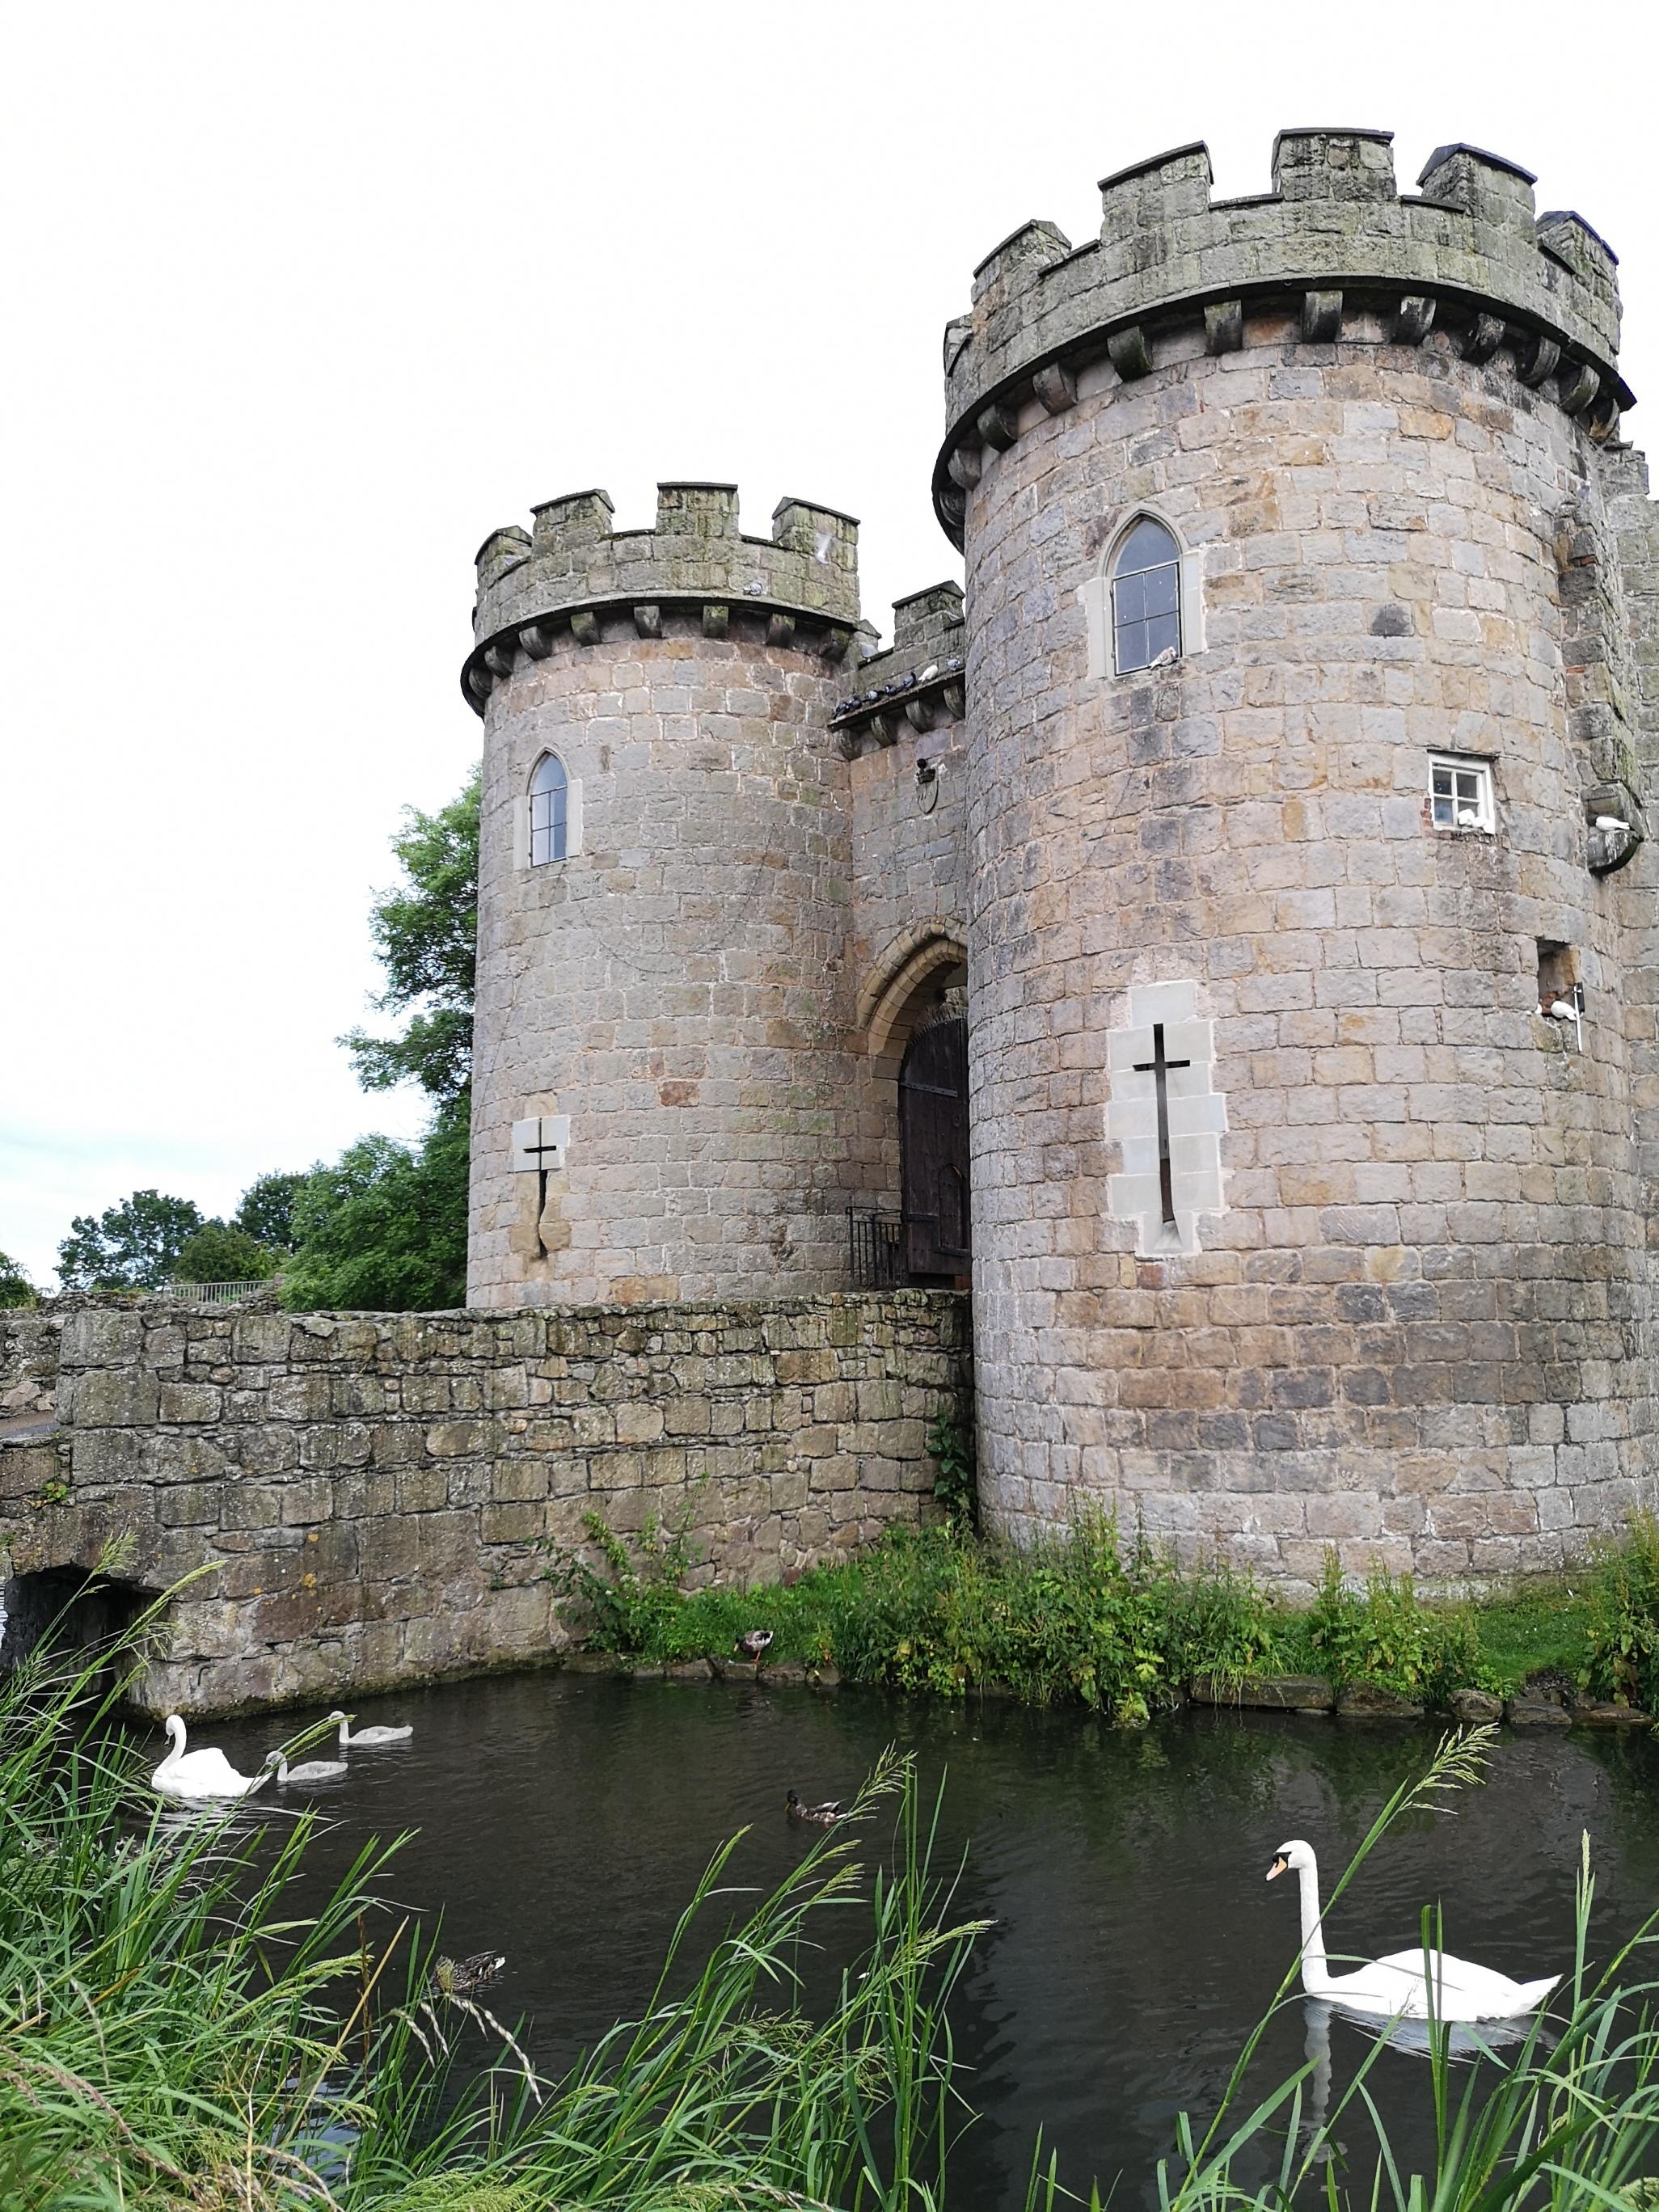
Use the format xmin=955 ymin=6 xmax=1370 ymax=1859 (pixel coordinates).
xmin=552 ymin=1510 xmax=1659 ymax=1720
xmin=1471 ymin=1581 xmax=1593 ymax=1694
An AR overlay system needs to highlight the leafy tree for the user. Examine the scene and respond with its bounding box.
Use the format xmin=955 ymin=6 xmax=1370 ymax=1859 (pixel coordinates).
xmin=341 ymin=769 xmax=479 ymax=1111
xmin=232 ymin=1171 xmax=308 ymax=1252
xmin=0 ymin=1252 xmax=36 ymax=1309
xmin=173 ymin=1222 xmax=279 ymax=1285
xmin=281 ymin=1108 xmax=469 ymax=1312
xmin=57 ymin=1190 xmax=205 ymax=1293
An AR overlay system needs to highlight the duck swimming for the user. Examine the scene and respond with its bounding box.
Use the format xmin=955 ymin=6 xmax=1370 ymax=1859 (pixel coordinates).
xmin=786 ymin=1788 xmax=844 ymax=1825
xmin=1267 ymin=1840 xmax=1559 ymax=2023
xmin=433 ymin=1952 xmax=506 ymax=1998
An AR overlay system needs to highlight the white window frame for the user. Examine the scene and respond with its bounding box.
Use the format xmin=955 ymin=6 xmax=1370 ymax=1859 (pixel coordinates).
xmin=513 ymin=752 xmax=584 ymax=871
xmin=1428 ymin=753 xmax=1495 ymax=834
xmin=1079 ymin=510 xmax=1205 ymax=682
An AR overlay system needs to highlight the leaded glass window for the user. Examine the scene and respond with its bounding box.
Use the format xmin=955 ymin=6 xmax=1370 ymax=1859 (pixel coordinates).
xmin=1111 ymin=517 xmax=1181 ymax=674
xmin=530 ymin=753 xmax=568 ymax=865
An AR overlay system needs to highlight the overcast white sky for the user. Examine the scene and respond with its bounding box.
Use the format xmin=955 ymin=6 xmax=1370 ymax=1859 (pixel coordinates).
xmin=2 ymin=1 xmax=1653 ymax=1285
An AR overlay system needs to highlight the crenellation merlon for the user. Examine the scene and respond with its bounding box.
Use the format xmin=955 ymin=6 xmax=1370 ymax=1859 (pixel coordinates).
xmin=1272 ymin=128 xmax=1395 ymax=203
xmin=972 ymin=220 xmax=1074 ymax=307
xmin=893 ymin=580 xmax=965 ymax=653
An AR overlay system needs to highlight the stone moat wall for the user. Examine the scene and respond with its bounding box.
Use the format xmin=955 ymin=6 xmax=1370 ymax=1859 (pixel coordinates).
xmin=0 ymin=1292 xmax=969 ymax=1716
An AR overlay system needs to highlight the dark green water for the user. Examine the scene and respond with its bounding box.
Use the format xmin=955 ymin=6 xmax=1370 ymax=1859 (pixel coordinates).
xmin=194 ymin=1672 xmax=1659 ymax=2207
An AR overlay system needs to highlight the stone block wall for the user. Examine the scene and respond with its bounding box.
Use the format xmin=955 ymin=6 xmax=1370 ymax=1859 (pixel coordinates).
xmin=0 ymin=1292 xmax=969 ymax=1715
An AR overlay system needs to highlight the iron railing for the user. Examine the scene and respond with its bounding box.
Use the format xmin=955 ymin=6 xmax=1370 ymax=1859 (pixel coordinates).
xmin=159 ymin=1279 xmax=283 ymax=1307
xmin=846 ymin=1208 xmax=905 ymax=1289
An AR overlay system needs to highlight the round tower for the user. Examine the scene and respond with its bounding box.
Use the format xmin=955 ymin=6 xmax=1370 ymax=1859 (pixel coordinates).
xmin=462 ymin=481 xmax=863 ymax=1307
xmin=939 ymin=130 xmax=1657 ymax=1582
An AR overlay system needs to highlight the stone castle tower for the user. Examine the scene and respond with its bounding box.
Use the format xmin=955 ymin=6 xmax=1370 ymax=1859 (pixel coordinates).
xmin=462 ymin=129 xmax=1659 ymax=1585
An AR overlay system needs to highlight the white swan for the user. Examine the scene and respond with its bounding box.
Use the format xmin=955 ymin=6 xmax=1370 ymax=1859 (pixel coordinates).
xmin=275 ymin=1749 xmax=348 ymax=1785
xmin=334 ymin=1709 xmax=412 ymax=1748
xmin=1268 ymin=1840 xmax=1558 ymax=2023
xmin=150 ymin=1716 xmax=277 ymax=1802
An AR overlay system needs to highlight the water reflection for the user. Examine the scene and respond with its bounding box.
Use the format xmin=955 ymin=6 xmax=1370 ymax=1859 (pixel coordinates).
xmin=177 ymin=1678 xmax=1659 ymax=2212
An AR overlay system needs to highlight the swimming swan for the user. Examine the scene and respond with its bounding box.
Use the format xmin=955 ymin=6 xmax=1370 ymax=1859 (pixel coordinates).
xmin=1268 ymin=1839 xmax=1559 ymax=2023
xmin=275 ymin=1749 xmax=348 ymax=1785
xmin=150 ymin=1716 xmax=277 ymax=1801
xmin=334 ymin=1710 xmax=413 ymax=1748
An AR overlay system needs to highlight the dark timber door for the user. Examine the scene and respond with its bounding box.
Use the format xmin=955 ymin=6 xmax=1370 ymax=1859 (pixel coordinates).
xmin=900 ymin=1016 xmax=971 ymax=1283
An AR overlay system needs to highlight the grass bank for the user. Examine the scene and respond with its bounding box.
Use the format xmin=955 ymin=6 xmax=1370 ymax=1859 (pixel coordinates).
xmin=550 ymin=1509 xmax=1659 ymax=1721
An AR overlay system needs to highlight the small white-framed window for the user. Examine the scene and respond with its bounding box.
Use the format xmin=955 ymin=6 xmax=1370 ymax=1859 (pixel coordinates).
xmin=1429 ymin=754 xmax=1495 ymax=834
xmin=1111 ymin=516 xmax=1182 ymax=673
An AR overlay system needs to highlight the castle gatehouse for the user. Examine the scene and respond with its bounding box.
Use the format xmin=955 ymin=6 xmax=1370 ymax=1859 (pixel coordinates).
xmin=463 ymin=131 xmax=1659 ymax=1585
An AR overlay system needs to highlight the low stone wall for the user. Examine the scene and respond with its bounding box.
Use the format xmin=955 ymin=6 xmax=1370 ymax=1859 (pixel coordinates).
xmin=0 ymin=1292 xmax=970 ymax=1715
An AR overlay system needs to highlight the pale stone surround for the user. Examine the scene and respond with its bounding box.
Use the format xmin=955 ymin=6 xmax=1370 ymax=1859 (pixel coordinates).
xmin=0 ymin=1294 xmax=969 ymax=1714
xmin=1104 ymin=979 xmax=1226 ymax=1256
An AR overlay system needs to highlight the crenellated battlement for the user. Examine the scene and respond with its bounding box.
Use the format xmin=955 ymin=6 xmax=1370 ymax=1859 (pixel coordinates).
xmin=936 ymin=128 xmax=1632 ymax=546
xmin=463 ymin=482 xmax=861 ymax=714
xmin=830 ymin=581 xmax=965 ymax=757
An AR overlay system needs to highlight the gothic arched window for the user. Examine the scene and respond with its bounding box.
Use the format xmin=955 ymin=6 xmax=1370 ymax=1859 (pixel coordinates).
xmin=529 ymin=753 xmax=568 ymax=866
xmin=1111 ymin=515 xmax=1182 ymax=674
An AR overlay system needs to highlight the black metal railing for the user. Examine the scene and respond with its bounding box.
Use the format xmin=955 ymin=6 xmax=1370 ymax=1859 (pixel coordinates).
xmin=847 ymin=1206 xmax=905 ymax=1288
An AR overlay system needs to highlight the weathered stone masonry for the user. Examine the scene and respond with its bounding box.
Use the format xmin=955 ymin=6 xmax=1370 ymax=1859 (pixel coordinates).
xmin=0 ymin=1293 xmax=969 ymax=1714
xmin=460 ymin=126 xmax=1659 ymax=1587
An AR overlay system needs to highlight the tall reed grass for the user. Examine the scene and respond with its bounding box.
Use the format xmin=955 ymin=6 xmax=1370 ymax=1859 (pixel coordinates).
xmin=0 ymin=1602 xmax=986 ymax=2210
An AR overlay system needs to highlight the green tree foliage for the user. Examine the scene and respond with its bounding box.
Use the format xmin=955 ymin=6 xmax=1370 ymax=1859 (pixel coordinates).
xmin=281 ymin=1108 xmax=469 ymax=1313
xmin=341 ymin=768 xmax=479 ymax=1112
xmin=0 ymin=1252 xmax=36 ymax=1309
xmin=232 ymin=1170 xmax=309 ymax=1251
xmin=172 ymin=1222 xmax=280 ymax=1285
xmin=277 ymin=762 xmax=480 ymax=1312
xmin=56 ymin=1189 xmax=205 ymax=1293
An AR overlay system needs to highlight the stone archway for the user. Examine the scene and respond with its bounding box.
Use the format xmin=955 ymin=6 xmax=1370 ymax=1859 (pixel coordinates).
xmin=0 ymin=1566 xmax=158 ymax=1680
xmin=851 ymin=924 xmax=971 ymax=1285
xmin=857 ymin=919 xmax=969 ymax=1064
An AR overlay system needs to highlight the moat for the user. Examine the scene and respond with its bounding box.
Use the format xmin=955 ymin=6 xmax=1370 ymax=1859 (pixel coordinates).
xmin=195 ymin=1672 xmax=1659 ymax=2209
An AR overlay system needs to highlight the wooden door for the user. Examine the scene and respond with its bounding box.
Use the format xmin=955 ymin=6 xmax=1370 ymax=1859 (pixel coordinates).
xmin=900 ymin=1016 xmax=971 ymax=1282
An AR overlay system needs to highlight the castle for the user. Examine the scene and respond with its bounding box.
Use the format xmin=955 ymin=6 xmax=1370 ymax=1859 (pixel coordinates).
xmin=461 ymin=131 xmax=1659 ymax=1587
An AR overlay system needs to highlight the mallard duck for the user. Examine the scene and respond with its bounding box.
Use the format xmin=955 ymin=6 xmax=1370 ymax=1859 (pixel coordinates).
xmin=433 ymin=1951 xmax=506 ymax=1998
xmin=333 ymin=1709 xmax=413 ymax=1748
xmin=735 ymin=1630 xmax=774 ymax=1661
xmin=786 ymin=1788 xmax=844 ymax=1825
xmin=150 ymin=1716 xmax=279 ymax=1802
xmin=1268 ymin=1841 xmax=1559 ymax=2022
